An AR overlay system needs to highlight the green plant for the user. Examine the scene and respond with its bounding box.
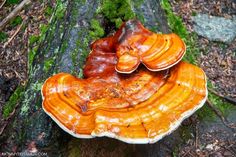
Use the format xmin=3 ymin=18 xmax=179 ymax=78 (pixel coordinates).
xmin=100 ymin=0 xmax=135 ymax=28
xmin=29 ymin=35 xmax=40 ymax=46
xmin=89 ymin=19 xmax=105 ymax=40
xmin=3 ymin=86 xmax=24 ymax=118
xmin=44 ymin=6 xmax=53 ymax=16
xmin=0 ymin=31 xmax=8 ymax=42
xmin=10 ymin=16 xmax=23 ymax=27
xmin=6 ymin=0 xmax=20 ymax=5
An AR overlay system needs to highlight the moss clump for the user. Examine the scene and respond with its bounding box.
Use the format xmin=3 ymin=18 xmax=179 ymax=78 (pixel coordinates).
xmin=100 ymin=0 xmax=135 ymax=28
xmin=71 ymin=30 xmax=90 ymax=76
xmin=29 ymin=35 xmax=40 ymax=46
xmin=55 ymin=0 xmax=67 ymax=19
xmin=89 ymin=19 xmax=105 ymax=40
xmin=10 ymin=16 xmax=23 ymax=28
xmin=3 ymin=86 xmax=24 ymax=118
xmin=180 ymin=125 xmax=193 ymax=142
xmin=43 ymin=58 xmax=55 ymax=72
xmin=207 ymin=82 xmax=235 ymax=116
xmin=39 ymin=24 xmax=49 ymax=36
xmin=161 ymin=0 xmax=188 ymax=38
xmin=0 ymin=31 xmax=8 ymax=42
xmin=6 ymin=0 xmax=20 ymax=5
xmin=44 ymin=6 xmax=53 ymax=17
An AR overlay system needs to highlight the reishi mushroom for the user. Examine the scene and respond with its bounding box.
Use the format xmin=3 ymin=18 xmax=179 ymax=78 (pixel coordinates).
xmin=41 ymin=20 xmax=207 ymax=144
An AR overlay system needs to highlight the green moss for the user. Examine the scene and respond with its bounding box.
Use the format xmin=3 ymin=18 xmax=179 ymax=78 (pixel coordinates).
xmin=55 ymin=0 xmax=67 ymax=19
xmin=207 ymin=82 xmax=235 ymax=116
xmin=32 ymin=82 xmax=43 ymax=91
xmin=27 ymin=0 xmax=67 ymax=73
xmin=10 ymin=16 xmax=23 ymax=27
xmin=71 ymin=48 xmax=79 ymax=72
xmin=4 ymin=0 xmax=68 ymax=117
xmin=3 ymin=86 xmax=24 ymax=118
xmin=161 ymin=0 xmax=188 ymax=38
xmin=43 ymin=58 xmax=55 ymax=72
xmin=0 ymin=31 xmax=8 ymax=42
xmin=6 ymin=0 xmax=20 ymax=5
xmin=39 ymin=24 xmax=49 ymax=35
xmin=27 ymin=24 xmax=49 ymax=72
xmin=44 ymin=6 xmax=53 ymax=17
xmin=180 ymin=125 xmax=192 ymax=142
xmin=100 ymin=0 xmax=135 ymax=28
xmin=71 ymin=30 xmax=90 ymax=75
xmin=20 ymin=80 xmax=43 ymax=115
xmin=197 ymin=105 xmax=216 ymax=121
xmin=172 ymin=146 xmax=179 ymax=157
xmin=89 ymin=19 xmax=105 ymax=40
xmin=192 ymin=11 xmax=197 ymax=16
xmin=29 ymin=35 xmax=40 ymax=46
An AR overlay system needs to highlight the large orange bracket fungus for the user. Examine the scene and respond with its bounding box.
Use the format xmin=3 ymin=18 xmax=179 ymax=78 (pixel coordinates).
xmin=41 ymin=20 xmax=207 ymax=144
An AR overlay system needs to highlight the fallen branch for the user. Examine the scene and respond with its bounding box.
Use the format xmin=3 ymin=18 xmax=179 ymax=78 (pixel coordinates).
xmin=3 ymin=21 xmax=24 ymax=48
xmin=208 ymin=88 xmax=236 ymax=105
xmin=0 ymin=0 xmax=31 ymax=30
xmin=206 ymin=99 xmax=236 ymax=129
xmin=0 ymin=0 xmax=6 ymax=9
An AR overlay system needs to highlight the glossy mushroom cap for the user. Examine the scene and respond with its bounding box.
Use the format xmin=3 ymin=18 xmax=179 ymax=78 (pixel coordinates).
xmin=42 ymin=62 xmax=207 ymax=143
xmin=114 ymin=20 xmax=186 ymax=73
xmin=41 ymin=20 xmax=206 ymax=144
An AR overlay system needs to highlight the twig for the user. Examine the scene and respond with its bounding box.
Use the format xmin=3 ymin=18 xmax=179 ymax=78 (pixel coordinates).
xmin=3 ymin=21 xmax=24 ymax=48
xmin=206 ymin=99 xmax=236 ymax=129
xmin=0 ymin=0 xmax=31 ymax=30
xmin=0 ymin=0 xmax=6 ymax=9
xmin=208 ymin=88 xmax=236 ymax=105
xmin=181 ymin=149 xmax=191 ymax=157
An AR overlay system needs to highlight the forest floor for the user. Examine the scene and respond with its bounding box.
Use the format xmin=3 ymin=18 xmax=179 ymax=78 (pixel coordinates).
xmin=169 ymin=0 xmax=236 ymax=156
xmin=0 ymin=0 xmax=56 ymax=137
xmin=170 ymin=0 xmax=236 ymax=98
xmin=0 ymin=0 xmax=55 ymax=119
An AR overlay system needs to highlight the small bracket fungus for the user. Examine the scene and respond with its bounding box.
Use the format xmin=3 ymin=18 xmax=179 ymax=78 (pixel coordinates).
xmin=114 ymin=20 xmax=186 ymax=73
xmin=41 ymin=20 xmax=207 ymax=144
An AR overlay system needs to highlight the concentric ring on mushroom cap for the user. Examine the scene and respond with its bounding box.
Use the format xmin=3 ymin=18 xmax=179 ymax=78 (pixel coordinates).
xmin=41 ymin=62 xmax=207 ymax=144
xmin=114 ymin=20 xmax=186 ymax=74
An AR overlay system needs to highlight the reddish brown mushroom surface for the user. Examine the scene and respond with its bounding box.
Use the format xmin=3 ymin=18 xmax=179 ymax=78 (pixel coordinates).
xmin=42 ymin=20 xmax=207 ymax=143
